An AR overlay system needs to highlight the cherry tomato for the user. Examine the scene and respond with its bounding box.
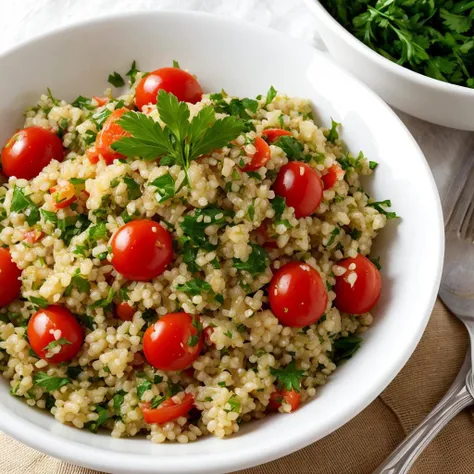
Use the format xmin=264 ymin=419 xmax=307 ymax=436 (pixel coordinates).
xmin=268 ymin=389 xmax=301 ymax=412
xmin=49 ymin=182 xmax=77 ymax=209
xmin=273 ymin=162 xmax=323 ymax=218
xmin=321 ymin=165 xmax=344 ymax=190
xmin=0 ymin=249 xmax=21 ymax=306
xmin=90 ymin=108 xmax=130 ymax=165
xmin=1 ymin=127 xmax=64 ymax=179
xmin=256 ymin=220 xmax=278 ymax=249
xmin=242 ymin=137 xmax=271 ymax=172
xmin=23 ymin=230 xmax=44 ymax=244
xmin=334 ymin=254 xmax=382 ymax=314
xmin=116 ymin=302 xmax=135 ymax=321
xmin=111 ymin=219 xmax=172 ymax=281
xmin=135 ymin=67 xmax=203 ymax=110
xmin=269 ymin=261 xmax=327 ymax=327
xmin=261 ymin=129 xmax=292 ymax=143
xmin=27 ymin=305 xmax=83 ymax=363
xmin=143 ymin=312 xmax=203 ymax=371
xmin=92 ymin=96 xmax=109 ymax=107
xmin=141 ymin=392 xmax=194 ymax=424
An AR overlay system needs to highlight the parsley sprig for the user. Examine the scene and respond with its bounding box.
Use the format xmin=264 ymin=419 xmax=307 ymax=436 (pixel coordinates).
xmin=270 ymin=360 xmax=306 ymax=392
xmin=112 ymin=90 xmax=246 ymax=185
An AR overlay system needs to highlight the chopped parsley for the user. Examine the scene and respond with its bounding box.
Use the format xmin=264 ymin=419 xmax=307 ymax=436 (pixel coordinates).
xmin=151 ymin=395 xmax=167 ymax=409
xmin=176 ymin=278 xmax=212 ymax=296
xmin=270 ymin=360 xmax=305 ymax=392
xmin=65 ymin=272 xmax=90 ymax=295
xmin=273 ymin=136 xmax=307 ymax=162
xmin=225 ymin=395 xmax=241 ymax=413
xmin=150 ymin=173 xmax=175 ymax=203
xmin=88 ymin=222 xmax=107 ymax=243
xmin=113 ymin=390 xmax=127 ymax=413
xmin=92 ymin=108 xmax=112 ymax=129
xmin=69 ymin=178 xmax=87 ymax=185
xmin=29 ymin=296 xmax=49 ymax=308
xmin=71 ymin=95 xmax=94 ymax=110
xmin=370 ymin=256 xmax=382 ymax=270
xmin=369 ymin=160 xmax=379 ymax=170
xmin=271 ymin=196 xmax=286 ymax=221
xmin=332 ymin=336 xmax=363 ymax=365
xmin=326 ymin=227 xmax=340 ymax=247
xmin=188 ymin=316 xmax=203 ymax=347
xmin=86 ymin=405 xmax=111 ymax=433
xmin=33 ymin=372 xmax=70 ymax=392
xmin=108 ymin=71 xmax=125 ymax=88
xmin=66 ymin=366 xmax=82 ymax=380
xmin=326 ymin=119 xmax=340 ymax=143
xmin=137 ymin=380 xmax=152 ymax=400
xmin=233 ymin=243 xmax=269 ymax=276
xmin=266 ymin=85 xmax=277 ymax=105
xmin=248 ymin=200 xmax=255 ymax=221
xmin=367 ymin=200 xmax=399 ymax=220
xmin=172 ymin=59 xmax=181 ymax=68
xmin=125 ymin=60 xmax=140 ymax=84
xmin=349 ymin=229 xmax=362 ymax=240
xmin=10 ymin=186 xmax=40 ymax=226
xmin=43 ymin=337 xmax=71 ymax=354
xmin=246 ymin=171 xmax=262 ymax=180
xmin=123 ymin=176 xmax=141 ymax=201
xmin=58 ymin=215 xmax=91 ymax=246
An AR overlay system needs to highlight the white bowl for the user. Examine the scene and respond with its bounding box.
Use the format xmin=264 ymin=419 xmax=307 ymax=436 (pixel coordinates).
xmin=304 ymin=0 xmax=474 ymax=131
xmin=0 ymin=11 xmax=443 ymax=474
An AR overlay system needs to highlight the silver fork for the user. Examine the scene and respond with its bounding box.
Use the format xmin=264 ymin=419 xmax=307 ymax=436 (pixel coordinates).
xmin=374 ymin=155 xmax=474 ymax=474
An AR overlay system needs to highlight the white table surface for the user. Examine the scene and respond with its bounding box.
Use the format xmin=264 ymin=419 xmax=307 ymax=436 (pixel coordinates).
xmin=0 ymin=0 xmax=468 ymax=202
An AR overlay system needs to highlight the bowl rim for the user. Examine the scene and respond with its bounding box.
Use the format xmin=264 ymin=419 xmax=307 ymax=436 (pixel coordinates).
xmin=0 ymin=9 xmax=445 ymax=474
xmin=304 ymin=0 xmax=474 ymax=97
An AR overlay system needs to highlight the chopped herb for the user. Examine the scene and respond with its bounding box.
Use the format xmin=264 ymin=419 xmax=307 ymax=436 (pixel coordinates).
xmin=326 ymin=119 xmax=340 ymax=143
xmin=224 ymin=395 xmax=241 ymax=413
xmin=33 ymin=372 xmax=70 ymax=392
xmin=77 ymin=313 xmax=95 ymax=331
xmin=176 ymin=278 xmax=212 ymax=296
xmin=270 ymin=360 xmax=306 ymax=392
xmin=370 ymin=256 xmax=382 ymax=270
xmin=232 ymin=169 xmax=241 ymax=181
xmin=123 ymin=176 xmax=141 ymax=200
xmin=84 ymin=130 xmax=97 ymax=146
xmin=92 ymin=108 xmax=112 ymax=129
xmin=125 ymin=60 xmax=140 ymax=85
xmin=271 ymin=196 xmax=286 ymax=221
xmin=112 ymin=91 xmax=246 ymax=185
xmin=57 ymin=118 xmax=69 ymax=138
xmin=66 ymin=366 xmax=82 ymax=379
xmin=233 ymin=243 xmax=269 ymax=276
xmin=142 ymin=308 xmax=156 ymax=324
xmin=248 ymin=200 xmax=255 ymax=221
xmin=89 ymin=287 xmax=114 ymax=310
xmin=10 ymin=186 xmax=40 ymax=226
xmin=349 ymin=229 xmax=362 ymax=240
xmin=108 ymin=71 xmax=125 ymax=88
xmin=71 ymin=95 xmax=94 ymax=110
xmin=224 ymin=329 xmax=233 ymax=339
xmin=46 ymin=87 xmax=60 ymax=106
xmin=215 ymin=293 xmax=224 ymax=304
xmin=246 ymin=171 xmax=262 ymax=180
xmin=326 ymin=227 xmax=340 ymax=247
xmin=121 ymin=209 xmax=132 ymax=223
xmin=369 ymin=161 xmax=379 ymax=170
xmin=29 ymin=296 xmax=49 ymax=308
xmin=172 ymin=59 xmax=180 ymax=68
xmin=69 ymin=178 xmax=86 ymax=185
xmin=151 ymin=395 xmax=167 ymax=408
xmin=338 ymin=151 xmax=365 ymax=172
xmin=58 ymin=215 xmax=91 ymax=246
xmin=187 ymin=335 xmax=199 ymax=347
xmin=204 ymin=396 xmax=213 ymax=402
xmin=72 ymin=245 xmax=87 ymax=257
xmin=274 ymin=136 xmax=307 ymax=162
xmin=137 ymin=380 xmax=152 ymax=400
xmin=65 ymin=273 xmax=90 ymax=295
xmin=213 ymin=96 xmax=258 ymax=132
xmin=367 ymin=200 xmax=399 ymax=220
xmin=188 ymin=316 xmax=203 ymax=347
xmin=45 ymin=394 xmax=55 ymax=410
xmin=43 ymin=337 xmax=71 ymax=354
xmin=332 ymin=336 xmax=363 ymax=364
xmin=236 ymin=324 xmax=246 ymax=333
xmin=113 ymin=390 xmax=127 ymax=413
xmin=217 ymin=381 xmax=226 ymax=387
xmin=167 ymin=382 xmax=183 ymax=397
xmin=266 ymin=85 xmax=277 ymax=105
xmin=86 ymin=405 xmax=111 ymax=433
xmin=150 ymin=173 xmax=175 ymax=203
xmin=88 ymin=222 xmax=107 ymax=243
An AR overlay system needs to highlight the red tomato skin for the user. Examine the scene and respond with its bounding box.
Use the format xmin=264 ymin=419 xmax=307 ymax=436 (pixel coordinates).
xmin=116 ymin=302 xmax=135 ymax=321
xmin=23 ymin=230 xmax=44 ymax=244
xmin=321 ymin=165 xmax=338 ymax=189
xmin=242 ymin=137 xmax=271 ymax=171
xmin=273 ymin=162 xmax=323 ymax=218
xmin=27 ymin=305 xmax=83 ymax=363
xmin=268 ymin=389 xmax=301 ymax=412
xmin=93 ymin=108 xmax=130 ymax=165
xmin=49 ymin=182 xmax=77 ymax=210
xmin=111 ymin=220 xmax=172 ymax=281
xmin=2 ymin=127 xmax=64 ymax=179
xmin=269 ymin=261 xmax=327 ymax=327
xmin=261 ymin=129 xmax=292 ymax=142
xmin=143 ymin=312 xmax=203 ymax=371
xmin=334 ymin=254 xmax=382 ymax=314
xmin=141 ymin=393 xmax=194 ymax=424
xmin=135 ymin=68 xmax=203 ymax=110
xmin=0 ymin=249 xmax=21 ymax=306
xmin=92 ymin=96 xmax=109 ymax=107
xmin=256 ymin=220 xmax=278 ymax=249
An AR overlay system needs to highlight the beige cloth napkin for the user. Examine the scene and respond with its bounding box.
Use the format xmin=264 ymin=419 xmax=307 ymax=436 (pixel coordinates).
xmin=1 ymin=300 xmax=472 ymax=474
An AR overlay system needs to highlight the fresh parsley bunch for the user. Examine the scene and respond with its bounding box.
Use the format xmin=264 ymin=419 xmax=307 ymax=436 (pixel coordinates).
xmin=322 ymin=0 xmax=474 ymax=88
xmin=112 ymin=90 xmax=246 ymax=184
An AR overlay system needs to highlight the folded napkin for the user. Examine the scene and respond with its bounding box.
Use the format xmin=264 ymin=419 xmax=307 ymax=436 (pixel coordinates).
xmin=1 ymin=300 xmax=471 ymax=474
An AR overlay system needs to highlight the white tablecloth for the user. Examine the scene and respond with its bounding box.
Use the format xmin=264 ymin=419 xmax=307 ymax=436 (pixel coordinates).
xmin=0 ymin=0 xmax=468 ymax=201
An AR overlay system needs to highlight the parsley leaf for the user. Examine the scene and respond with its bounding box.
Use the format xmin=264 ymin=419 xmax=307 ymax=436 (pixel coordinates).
xmin=266 ymin=85 xmax=277 ymax=105
xmin=29 ymin=296 xmax=49 ymax=308
xmin=367 ymin=199 xmax=399 ymax=220
xmin=173 ymin=59 xmax=181 ymax=68
xmin=137 ymin=380 xmax=152 ymax=400
xmin=33 ymin=372 xmax=70 ymax=392
xmin=43 ymin=337 xmax=71 ymax=353
xmin=233 ymin=243 xmax=269 ymax=276
xmin=123 ymin=176 xmax=141 ymax=200
xmin=10 ymin=187 xmax=40 ymax=226
xmin=125 ymin=60 xmax=140 ymax=84
xmin=370 ymin=256 xmax=382 ymax=270
xmin=66 ymin=366 xmax=82 ymax=379
xmin=270 ymin=360 xmax=305 ymax=392
xmin=224 ymin=395 xmax=241 ymax=413
xmin=86 ymin=405 xmax=111 ymax=433
xmin=151 ymin=395 xmax=167 ymax=408
xmin=113 ymin=390 xmax=127 ymax=413
xmin=71 ymin=95 xmax=94 ymax=110
xmin=326 ymin=227 xmax=340 ymax=247
xmin=273 ymin=136 xmax=307 ymax=161
xmin=332 ymin=336 xmax=363 ymax=365
xmin=326 ymin=119 xmax=340 ymax=143
xmin=176 ymin=278 xmax=212 ymax=296
xmin=271 ymin=196 xmax=286 ymax=221
xmin=150 ymin=174 xmax=175 ymax=203
xmin=108 ymin=71 xmax=125 ymax=88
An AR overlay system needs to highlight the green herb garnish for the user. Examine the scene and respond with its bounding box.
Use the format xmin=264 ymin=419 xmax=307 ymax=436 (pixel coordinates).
xmin=108 ymin=71 xmax=125 ymax=88
xmin=269 ymin=360 xmax=305 ymax=392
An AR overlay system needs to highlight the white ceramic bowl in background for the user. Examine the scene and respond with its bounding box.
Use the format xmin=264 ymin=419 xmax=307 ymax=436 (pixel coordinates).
xmin=0 ymin=11 xmax=443 ymax=474
xmin=304 ymin=0 xmax=474 ymax=131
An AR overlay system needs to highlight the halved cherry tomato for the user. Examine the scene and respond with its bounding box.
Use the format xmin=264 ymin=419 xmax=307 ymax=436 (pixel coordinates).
xmin=2 ymin=127 xmax=64 ymax=179
xmin=90 ymin=108 xmax=130 ymax=165
xmin=321 ymin=165 xmax=344 ymax=190
xmin=143 ymin=312 xmax=203 ymax=371
xmin=242 ymin=137 xmax=271 ymax=172
xmin=0 ymin=248 xmax=21 ymax=306
xmin=49 ymin=182 xmax=77 ymax=209
xmin=135 ymin=67 xmax=203 ymax=110
xmin=273 ymin=162 xmax=323 ymax=218
xmin=27 ymin=305 xmax=83 ymax=364
xmin=256 ymin=220 xmax=278 ymax=249
xmin=116 ymin=302 xmax=135 ymax=321
xmin=23 ymin=230 xmax=44 ymax=244
xmin=334 ymin=254 xmax=382 ymax=314
xmin=268 ymin=388 xmax=301 ymax=412
xmin=141 ymin=392 xmax=195 ymax=424
xmin=261 ymin=129 xmax=292 ymax=143
xmin=92 ymin=96 xmax=109 ymax=107
xmin=111 ymin=219 xmax=172 ymax=281
xmin=269 ymin=261 xmax=327 ymax=327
